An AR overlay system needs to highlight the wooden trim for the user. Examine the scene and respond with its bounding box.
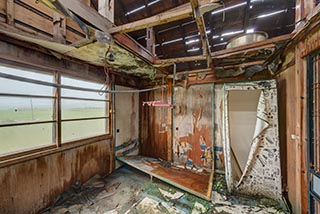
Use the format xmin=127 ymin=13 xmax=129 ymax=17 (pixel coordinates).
xmin=0 ymin=134 xmax=111 ymax=168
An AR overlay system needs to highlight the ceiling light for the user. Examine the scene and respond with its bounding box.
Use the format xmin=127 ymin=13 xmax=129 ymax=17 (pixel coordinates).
xmin=220 ymin=38 xmax=224 ymax=41
xmin=148 ymin=0 xmax=161 ymax=6
xmin=221 ymin=30 xmax=244 ymax=37
xmin=125 ymin=5 xmax=146 ymax=16
xmin=213 ymin=42 xmax=227 ymax=47
xmin=212 ymin=35 xmax=219 ymax=39
xmin=246 ymin=28 xmax=255 ymax=33
xmin=206 ymin=30 xmax=211 ymax=34
xmin=187 ymin=48 xmax=200 ymax=52
xmin=186 ymin=39 xmax=200 ymax=45
xmin=211 ymin=2 xmax=247 ymax=15
xmin=161 ymin=38 xmax=183 ymax=46
xmin=257 ymin=9 xmax=287 ymax=19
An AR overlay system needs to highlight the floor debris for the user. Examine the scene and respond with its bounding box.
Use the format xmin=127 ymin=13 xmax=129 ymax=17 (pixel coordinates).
xmin=43 ymin=166 xmax=290 ymax=214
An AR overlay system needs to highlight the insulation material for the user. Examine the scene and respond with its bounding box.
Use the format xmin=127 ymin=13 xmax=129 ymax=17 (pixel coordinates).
xmin=222 ymin=80 xmax=282 ymax=201
xmin=115 ymin=86 xmax=139 ymax=168
xmin=173 ymin=85 xmax=213 ymax=170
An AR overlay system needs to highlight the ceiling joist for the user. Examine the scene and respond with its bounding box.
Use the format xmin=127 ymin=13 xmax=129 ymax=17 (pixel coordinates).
xmin=109 ymin=0 xmax=221 ymax=34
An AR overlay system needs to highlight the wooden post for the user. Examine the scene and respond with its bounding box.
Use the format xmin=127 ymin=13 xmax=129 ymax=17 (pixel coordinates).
xmin=53 ymin=12 xmax=66 ymax=44
xmin=98 ymin=0 xmax=114 ymax=23
xmin=6 ymin=0 xmax=14 ymax=25
xmin=146 ymin=27 xmax=155 ymax=56
xmin=54 ymin=72 xmax=62 ymax=147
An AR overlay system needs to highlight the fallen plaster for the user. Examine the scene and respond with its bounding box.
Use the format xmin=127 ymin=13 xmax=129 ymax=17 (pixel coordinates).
xmin=42 ymin=167 xmax=289 ymax=214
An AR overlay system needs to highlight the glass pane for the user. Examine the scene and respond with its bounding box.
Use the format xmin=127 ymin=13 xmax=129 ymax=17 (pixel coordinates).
xmin=61 ymin=99 xmax=106 ymax=120
xmin=0 ymin=123 xmax=53 ymax=155
xmin=0 ymin=65 xmax=53 ymax=96
xmin=62 ymin=119 xmax=108 ymax=143
xmin=0 ymin=98 xmax=53 ymax=124
xmin=61 ymin=76 xmax=109 ymax=100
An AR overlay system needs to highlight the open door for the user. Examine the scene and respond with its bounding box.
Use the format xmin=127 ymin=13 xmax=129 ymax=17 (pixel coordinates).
xmin=222 ymin=80 xmax=283 ymax=201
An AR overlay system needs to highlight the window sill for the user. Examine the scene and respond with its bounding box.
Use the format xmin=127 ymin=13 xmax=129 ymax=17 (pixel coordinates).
xmin=0 ymin=134 xmax=112 ymax=168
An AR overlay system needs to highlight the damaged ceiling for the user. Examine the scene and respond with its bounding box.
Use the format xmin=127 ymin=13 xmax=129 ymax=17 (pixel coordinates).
xmin=0 ymin=0 xmax=296 ymax=82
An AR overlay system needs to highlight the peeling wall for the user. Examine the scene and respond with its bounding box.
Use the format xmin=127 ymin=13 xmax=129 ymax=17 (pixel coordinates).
xmin=0 ymin=140 xmax=112 ymax=214
xmin=115 ymin=85 xmax=139 ymax=166
xmin=173 ymin=85 xmax=213 ymax=170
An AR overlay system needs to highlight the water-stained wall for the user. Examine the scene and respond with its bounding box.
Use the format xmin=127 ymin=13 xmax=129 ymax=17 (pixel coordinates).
xmin=173 ymin=85 xmax=213 ymax=170
xmin=0 ymin=140 xmax=112 ymax=214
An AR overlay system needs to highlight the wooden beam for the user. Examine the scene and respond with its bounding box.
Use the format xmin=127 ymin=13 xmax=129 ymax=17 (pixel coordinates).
xmin=212 ymin=33 xmax=294 ymax=57
xmin=109 ymin=0 xmax=220 ymax=34
xmin=155 ymin=55 xmax=207 ymax=65
xmin=154 ymin=34 xmax=293 ymax=66
xmin=6 ymin=0 xmax=14 ymax=26
xmin=146 ymin=27 xmax=155 ymax=56
xmin=189 ymin=0 xmax=212 ymax=67
xmin=55 ymin=0 xmax=113 ymax=31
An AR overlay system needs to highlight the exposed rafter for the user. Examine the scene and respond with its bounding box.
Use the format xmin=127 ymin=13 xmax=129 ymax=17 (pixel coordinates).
xmin=190 ymin=0 xmax=212 ymax=67
xmin=108 ymin=0 xmax=221 ymax=34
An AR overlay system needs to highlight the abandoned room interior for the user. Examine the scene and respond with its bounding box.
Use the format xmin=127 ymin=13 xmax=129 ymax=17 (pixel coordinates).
xmin=0 ymin=0 xmax=320 ymax=213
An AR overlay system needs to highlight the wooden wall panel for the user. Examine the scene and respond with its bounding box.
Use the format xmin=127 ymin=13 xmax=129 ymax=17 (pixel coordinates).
xmin=140 ymin=88 xmax=170 ymax=160
xmin=0 ymin=140 xmax=112 ymax=214
xmin=14 ymin=4 xmax=53 ymax=35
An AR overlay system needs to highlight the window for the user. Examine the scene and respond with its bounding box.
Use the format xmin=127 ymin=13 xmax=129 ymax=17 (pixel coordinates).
xmin=0 ymin=64 xmax=111 ymax=157
xmin=61 ymin=76 xmax=110 ymax=143
xmin=307 ymin=51 xmax=320 ymax=213
xmin=0 ymin=66 xmax=55 ymax=155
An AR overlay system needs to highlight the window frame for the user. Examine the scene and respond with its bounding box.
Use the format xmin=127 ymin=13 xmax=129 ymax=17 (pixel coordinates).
xmin=0 ymin=63 xmax=112 ymax=164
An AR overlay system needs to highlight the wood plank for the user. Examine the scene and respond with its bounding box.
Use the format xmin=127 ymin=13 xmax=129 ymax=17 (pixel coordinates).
xmin=190 ymin=0 xmax=211 ymax=66
xmin=14 ymin=3 xmax=53 ymax=35
xmin=0 ymin=22 xmax=53 ymax=40
xmin=21 ymin=0 xmax=54 ymax=17
xmin=146 ymin=27 xmax=155 ymax=56
xmin=117 ymin=155 xmax=211 ymax=200
xmin=57 ymin=0 xmax=113 ymax=31
xmin=6 ymin=0 xmax=14 ymax=25
xmin=109 ymin=0 xmax=220 ymax=34
xmin=0 ymin=1 xmax=5 ymax=14
xmin=114 ymin=33 xmax=155 ymax=63
xmin=66 ymin=28 xmax=85 ymax=44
